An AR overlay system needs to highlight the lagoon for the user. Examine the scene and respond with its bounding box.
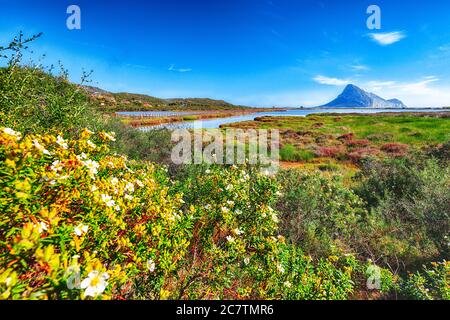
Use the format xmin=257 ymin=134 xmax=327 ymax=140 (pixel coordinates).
xmin=137 ymin=108 xmax=447 ymax=130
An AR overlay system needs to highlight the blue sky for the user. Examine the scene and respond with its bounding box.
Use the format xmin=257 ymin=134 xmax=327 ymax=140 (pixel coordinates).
xmin=1 ymin=0 xmax=450 ymax=107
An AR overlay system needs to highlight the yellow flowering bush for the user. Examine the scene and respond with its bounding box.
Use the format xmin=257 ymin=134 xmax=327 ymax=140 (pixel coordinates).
xmin=0 ymin=128 xmax=191 ymax=299
xmin=0 ymin=128 xmax=362 ymax=300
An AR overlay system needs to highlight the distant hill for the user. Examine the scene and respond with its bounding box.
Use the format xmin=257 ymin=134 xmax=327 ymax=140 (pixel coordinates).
xmin=321 ymin=84 xmax=407 ymax=109
xmin=82 ymin=85 xmax=251 ymax=112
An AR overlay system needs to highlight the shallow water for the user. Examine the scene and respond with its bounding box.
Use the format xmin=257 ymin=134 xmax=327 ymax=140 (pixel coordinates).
xmin=137 ymin=108 xmax=447 ymax=130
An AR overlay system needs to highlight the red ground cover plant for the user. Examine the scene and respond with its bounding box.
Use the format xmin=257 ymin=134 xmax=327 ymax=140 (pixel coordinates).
xmin=381 ymin=143 xmax=409 ymax=157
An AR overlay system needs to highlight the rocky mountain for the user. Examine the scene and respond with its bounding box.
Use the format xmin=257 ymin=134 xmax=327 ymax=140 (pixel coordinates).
xmin=321 ymin=84 xmax=407 ymax=109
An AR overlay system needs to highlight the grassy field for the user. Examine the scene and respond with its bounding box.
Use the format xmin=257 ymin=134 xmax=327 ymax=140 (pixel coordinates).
xmin=225 ymin=113 xmax=450 ymax=168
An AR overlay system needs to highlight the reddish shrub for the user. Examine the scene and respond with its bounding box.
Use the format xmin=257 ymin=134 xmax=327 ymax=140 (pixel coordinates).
xmin=315 ymin=146 xmax=344 ymax=158
xmin=348 ymin=147 xmax=381 ymax=163
xmin=381 ymin=143 xmax=409 ymax=156
xmin=337 ymin=133 xmax=355 ymax=141
xmin=346 ymin=139 xmax=371 ymax=147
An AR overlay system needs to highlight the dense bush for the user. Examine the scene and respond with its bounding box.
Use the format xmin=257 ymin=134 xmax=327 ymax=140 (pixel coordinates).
xmin=275 ymin=169 xmax=367 ymax=257
xmin=0 ymin=34 xmax=100 ymax=135
xmin=0 ymin=127 xmax=192 ymax=299
xmin=275 ymin=165 xmax=449 ymax=300
xmin=401 ymin=261 xmax=449 ymax=300
xmin=356 ymin=158 xmax=450 ymax=261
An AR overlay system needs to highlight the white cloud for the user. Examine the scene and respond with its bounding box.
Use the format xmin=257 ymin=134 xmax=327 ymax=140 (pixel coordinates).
xmin=168 ymin=64 xmax=192 ymax=73
xmin=313 ymin=75 xmax=350 ymax=86
xmin=366 ymin=77 xmax=439 ymax=95
xmin=368 ymin=31 xmax=406 ymax=46
xmin=365 ymin=76 xmax=450 ymax=107
xmin=351 ymin=64 xmax=370 ymax=71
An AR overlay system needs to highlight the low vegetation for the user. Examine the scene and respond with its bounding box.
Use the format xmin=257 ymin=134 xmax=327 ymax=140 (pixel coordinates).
xmin=226 ymin=114 xmax=450 ymax=168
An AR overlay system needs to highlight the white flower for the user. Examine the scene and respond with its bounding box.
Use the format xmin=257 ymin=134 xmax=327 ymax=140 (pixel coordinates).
xmin=277 ymin=264 xmax=285 ymax=274
xmin=226 ymin=200 xmax=235 ymax=206
xmin=221 ymin=207 xmax=229 ymax=214
xmin=205 ymin=169 xmax=211 ymax=174
xmin=204 ymin=204 xmax=211 ymax=210
xmin=51 ymin=160 xmax=63 ymax=172
xmin=114 ymin=205 xmax=120 ymax=212
xmin=82 ymin=159 xmax=100 ymax=176
xmin=225 ymin=184 xmax=233 ymax=191
xmin=103 ymin=132 xmax=116 ymax=142
xmin=33 ymin=140 xmax=51 ymax=155
xmin=86 ymin=140 xmax=97 ymax=149
xmin=101 ymin=194 xmax=115 ymax=207
xmin=135 ymin=179 xmax=144 ymax=188
xmin=284 ymin=281 xmax=292 ymax=288
xmin=35 ymin=221 xmax=48 ymax=233
xmin=56 ymin=135 xmax=68 ymax=149
xmin=80 ymin=271 xmax=109 ymax=297
xmin=110 ymin=177 xmax=119 ymax=185
xmin=233 ymin=228 xmax=244 ymax=236
xmin=235 ymin=209 xmax=242 ymax=215
xmin=74 ymin=224 xmax=88 ymax=236
xmin=244 ymin=257 xmax=250 ymax=265
xmin=90 ymin=185 xmax=98 ymax=192
xmin=147 ymin=259 xmax=156 ymax=272
xmin=271 ymin=213 xmax=280 ymax=224
xmin=76 ymin=153 xmax=87 ymax=161
xmin=3 ymin=128 xmax=21 ymax=140
xmin=124 ymin=194 xmax=134 ymax=201
xmin=226 ymin=235 xmax=235 ymax=243
xmin=125 ymin=182 xmax=134 ymax=193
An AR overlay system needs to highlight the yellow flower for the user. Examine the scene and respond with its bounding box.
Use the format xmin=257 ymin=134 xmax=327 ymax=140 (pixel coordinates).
xmin=5 ymin=159 xmax=15 ymax=168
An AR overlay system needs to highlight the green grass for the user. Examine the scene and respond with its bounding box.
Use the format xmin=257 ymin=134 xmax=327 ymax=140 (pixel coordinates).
xmin=280 ymin=144 xmax=315 ymax=162
xmin=225 ymin=113 xmax=450 ymax=167
xmin=244 ymin=115 xmax=450 ymax=146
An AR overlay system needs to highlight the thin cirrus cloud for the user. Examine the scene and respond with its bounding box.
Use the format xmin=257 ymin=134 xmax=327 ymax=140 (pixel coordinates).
xmin=368 ymin=31 xmax=406 ymax=46
xmin=313 ymin=75 xmax=351 ymax=86
xmin=168 ymin=64 xmax=192 ymax=73
xmin=350 ymin=64 xmax=370 ymax=71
